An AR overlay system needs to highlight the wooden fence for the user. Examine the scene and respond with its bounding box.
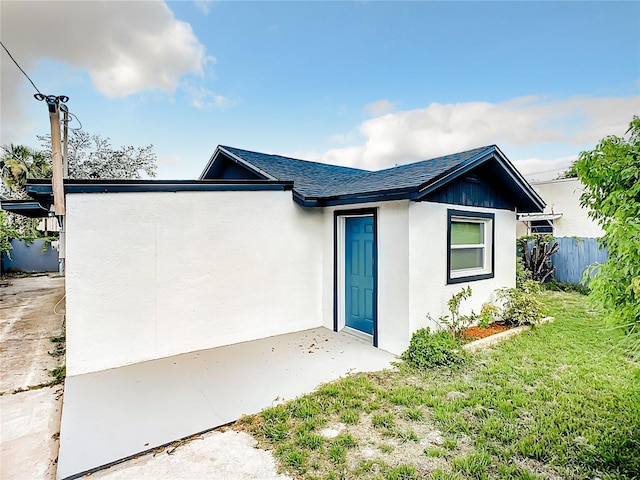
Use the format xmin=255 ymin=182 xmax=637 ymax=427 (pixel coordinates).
xmin=550 ymin=237 xmax=608 ymax=285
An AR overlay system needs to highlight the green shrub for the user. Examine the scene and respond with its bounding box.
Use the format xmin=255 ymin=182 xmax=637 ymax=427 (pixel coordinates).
xmin=496 ymin=280 xmax=543 ymax=326
xmin=478 ymin=302 xmax=498 ymax=328
xmin=402 ymin=327 xmax=466 ymax=369
xmin=515 ymin=256 xmax=531 ymax=290
xmin=438 ymin=287 xmax=476 ymax=338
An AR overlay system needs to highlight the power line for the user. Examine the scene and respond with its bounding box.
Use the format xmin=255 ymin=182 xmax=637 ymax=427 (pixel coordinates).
xmin=0 ymin=41 xmax=42 ymax=95
xmin=64 ymin=112 xmax=83 ymax=131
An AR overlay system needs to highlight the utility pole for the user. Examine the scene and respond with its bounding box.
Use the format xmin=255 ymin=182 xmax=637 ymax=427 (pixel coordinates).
xmin=50 ymin=106 xmax=65 ymax=215
xmin=35 ymin=93 xmax=69 ymax=275
xmin=63 ymin=110 xmax=69 ymax=178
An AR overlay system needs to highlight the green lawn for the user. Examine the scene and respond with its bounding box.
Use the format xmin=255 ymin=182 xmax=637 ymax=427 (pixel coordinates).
xmin=234 ymin=292 xmax=640 ymax=479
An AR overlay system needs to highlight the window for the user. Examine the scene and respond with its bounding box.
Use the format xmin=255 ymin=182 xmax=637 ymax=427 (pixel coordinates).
xmin=447 ymin=210 xmax=494 ymax=284
xmin=529 ymin=220 xmax=554 ymax=234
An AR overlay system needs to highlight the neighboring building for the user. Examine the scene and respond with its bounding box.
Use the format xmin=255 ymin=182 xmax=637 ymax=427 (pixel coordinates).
xmin=516 ymin=178 xmax=604 ymax=238
xmin=516 ymin=177 xmax=607 ymax=285
xmin=2 ymin=144 xmax=544 ymax=376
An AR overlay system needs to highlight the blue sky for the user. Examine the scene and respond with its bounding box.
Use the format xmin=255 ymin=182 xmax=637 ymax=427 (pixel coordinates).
xmin=1 ymin=1 xmax=639 ymax=180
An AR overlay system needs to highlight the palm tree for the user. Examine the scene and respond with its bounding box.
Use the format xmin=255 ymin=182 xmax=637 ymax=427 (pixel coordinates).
xmin=0 ymin=144 xmax=51 ymax=198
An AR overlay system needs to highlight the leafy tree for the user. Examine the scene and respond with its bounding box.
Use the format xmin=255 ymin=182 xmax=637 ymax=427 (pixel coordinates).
xmin=575 ymin=116 xmax=640 ymax=354
xmin=38 ymin=130 xmax=157 ymax=179
xmin=1 ymin=145 xmax=51 ymax=238
xmin=0 ymin=209 xmax=19 ymax=259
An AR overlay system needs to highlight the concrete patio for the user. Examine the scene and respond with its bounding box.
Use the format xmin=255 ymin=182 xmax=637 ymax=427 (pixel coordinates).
xmin=57 ymin=327 xmax=396 ymax=479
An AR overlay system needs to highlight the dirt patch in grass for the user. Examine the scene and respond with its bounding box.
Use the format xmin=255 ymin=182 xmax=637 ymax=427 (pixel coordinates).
xmin=462 ymin=322 xmax=511 ymax=340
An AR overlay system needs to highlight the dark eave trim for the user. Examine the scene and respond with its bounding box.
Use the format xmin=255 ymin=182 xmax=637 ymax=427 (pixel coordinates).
xmin=1 ymin=199 xmax=51 ymax=218
xmin=25 ymin=179 xmax=293 ymax=196
xmin=294 ymin=186 xmax=419 ymax=207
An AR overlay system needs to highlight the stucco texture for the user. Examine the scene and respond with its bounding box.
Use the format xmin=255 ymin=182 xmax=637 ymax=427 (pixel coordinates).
xmin=65 ymin=191 xmax=324 ymax=375
xmin=66 ymin=192 xmax=518 ymax=375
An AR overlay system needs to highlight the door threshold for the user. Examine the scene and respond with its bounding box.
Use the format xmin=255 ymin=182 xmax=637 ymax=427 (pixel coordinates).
xmin=342 ymin=326 xmax=373 ymax=344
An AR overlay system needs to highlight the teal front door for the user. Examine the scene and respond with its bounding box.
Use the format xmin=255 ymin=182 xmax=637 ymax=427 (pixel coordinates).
xmin=345 ymin=216 xmax=375 ymax=335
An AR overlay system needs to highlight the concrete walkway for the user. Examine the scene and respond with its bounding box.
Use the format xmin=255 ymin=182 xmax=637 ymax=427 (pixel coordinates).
xmin=58 ymin=327 xmax=396 ymax=479
xmin=0 ymin=275 xmax=66 ymax=480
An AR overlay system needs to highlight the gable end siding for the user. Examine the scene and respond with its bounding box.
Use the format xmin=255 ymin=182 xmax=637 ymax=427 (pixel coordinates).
xmin=423 ymin=162 xmax=516 ymax=211
xmin=202 ymin=154 xmax=263 ymax=180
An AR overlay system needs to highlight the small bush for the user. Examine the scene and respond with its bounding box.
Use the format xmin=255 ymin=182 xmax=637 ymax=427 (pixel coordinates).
xmin=438 ymin=287 xmax=476 ymax=338
xmin=478 ymin=303 xmax=499 ymax=328
xmin=496 ymin=280 xmax=543 ymax=326
xmin=402 ymin=328 xmax=466 ymax=369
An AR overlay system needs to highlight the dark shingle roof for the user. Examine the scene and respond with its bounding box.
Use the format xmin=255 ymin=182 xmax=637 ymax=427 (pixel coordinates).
xmin=219 ymin=145 xmax=492 ymax=199
xmin=324 ymin=147 xmax=491 ymax=198
xmin=220 ymin=146 xmax=371 ymax=197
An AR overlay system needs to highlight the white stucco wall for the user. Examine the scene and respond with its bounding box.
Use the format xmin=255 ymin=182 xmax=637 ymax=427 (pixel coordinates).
xmin=66 ymin=191 xmax=324 ymax=376
xmin=407 ymin=202 xmax=516 ymax=354
xmin=516 ymin=178 xmax=604 ymax=238
xmin=321 ymin=201 xmax=516 ymax=356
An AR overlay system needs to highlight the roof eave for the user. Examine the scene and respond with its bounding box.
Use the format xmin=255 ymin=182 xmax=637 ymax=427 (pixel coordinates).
xmin=1 ymin=199 xmax=52 ymax=218
xmin=295 ymin=187 xmax=418 ymax=207
xmin=25 ymin=179 xmax=294 ymax=196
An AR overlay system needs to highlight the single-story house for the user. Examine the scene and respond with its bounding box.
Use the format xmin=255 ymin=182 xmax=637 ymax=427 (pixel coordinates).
xmin=2 ymin=144 xmax=544 ymax=376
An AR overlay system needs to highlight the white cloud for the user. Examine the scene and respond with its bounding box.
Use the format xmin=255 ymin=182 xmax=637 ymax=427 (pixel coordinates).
xmin=363 ymin=99 xmax=396 ymax=117
xmin=194 ymin=1 xmax=214 ymax=15
xmin=0 ymin=0 xmax=213 ymax=143
xmin=305 ymin=95 xmax=639 ymax=171
xmin=513 ymin=156 xmax=577 ymax=181
xmin=183 ymin=82 xmax=234 ymax=109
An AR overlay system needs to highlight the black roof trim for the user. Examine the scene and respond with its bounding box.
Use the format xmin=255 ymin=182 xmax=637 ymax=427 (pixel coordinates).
xmin=296 ymin=186 xmax=419 ymax=207
xmin=1 ymin=199 xmax=52 ymax=218
xmin=25 ymin=179 xmax=294 ymax=196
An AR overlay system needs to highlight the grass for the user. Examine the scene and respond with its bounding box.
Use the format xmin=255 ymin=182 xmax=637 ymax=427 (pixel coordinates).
xmin=235 ymin=292 xmax=640 ymax=479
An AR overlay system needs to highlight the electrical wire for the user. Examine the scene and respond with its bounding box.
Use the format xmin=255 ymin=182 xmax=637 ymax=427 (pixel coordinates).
xmin=63 ymin=112 xmax=83 ymax=131
xmin=0 ymin=41 xmax=42 ymax=95
xmin=53 ymin=293 xmax=66 ymax=316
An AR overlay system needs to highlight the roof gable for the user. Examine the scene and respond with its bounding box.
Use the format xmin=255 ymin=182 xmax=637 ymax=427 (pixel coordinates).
xmin=202 ymin=145 xmax=544 ymax=212
xmin=201 ymin=146 xmax=371 ymax=198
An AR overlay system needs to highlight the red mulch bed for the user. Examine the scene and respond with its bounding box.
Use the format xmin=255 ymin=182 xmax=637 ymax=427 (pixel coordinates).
xmin=462 ymin=322 xmax=512 ymax=340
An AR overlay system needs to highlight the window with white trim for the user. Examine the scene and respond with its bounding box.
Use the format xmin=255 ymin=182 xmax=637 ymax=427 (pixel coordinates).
xmin=447 ymin=210 xmax=494 ymax=284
